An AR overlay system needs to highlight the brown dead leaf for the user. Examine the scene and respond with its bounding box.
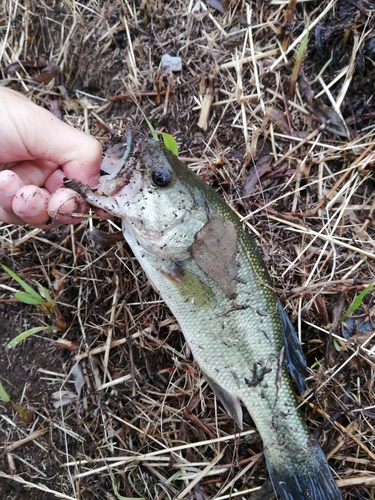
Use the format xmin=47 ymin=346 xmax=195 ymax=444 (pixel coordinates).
xmin=46 ymin=98 xmax=62 ymax=119
xmin=5 ymin=55 xmax=48 ymax=73
xmin=89 ymin=228 xmax=124 ymax=247
xmin=330 ymin=294 xmax=345 ymax=334
xmin=206 ymin=0 xmax=230 ymax=14
xmin=62 ymin=98 xmax=83 ymax=114
xmin=5 ymin=56 xmax=59 ymax=84
xmin=309 ymin=98 xmax=349 ymax=137
xmin=348 ymin=331 xmax=375 ymax=346
xmin=241 ymin=155 xmax=273 ymax=199
xmin=314 ymin=294 xmax=329 ymax=326
xmin=198 ymin=75 xmax=214 ymax=131
xmin=298 ymin=72 xmax=349 ymax=137
xmin=268 ymin=108 xmax=291 ymax=136
xmin=35 ymin=61 xmax=59 ymax=84
xmin=282 ymin=0 xmax=298 ymax=50
xmin=52 ymin=390 xmax=78 ymax=408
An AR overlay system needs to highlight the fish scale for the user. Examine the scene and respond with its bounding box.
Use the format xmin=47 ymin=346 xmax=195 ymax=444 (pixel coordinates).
xmin=74 ymin=129 xmax=342 ymax=500
xmin=124 ymin=221 xmax=311 ymax=475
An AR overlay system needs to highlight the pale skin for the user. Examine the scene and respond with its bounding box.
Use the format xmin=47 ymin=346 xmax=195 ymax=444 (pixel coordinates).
xmin=0 ymin=87 xmax=103 ymax=227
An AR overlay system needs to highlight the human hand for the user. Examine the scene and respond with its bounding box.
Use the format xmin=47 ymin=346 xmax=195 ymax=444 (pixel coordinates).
xmin=0 ymin=87 xmax=102 ymax=227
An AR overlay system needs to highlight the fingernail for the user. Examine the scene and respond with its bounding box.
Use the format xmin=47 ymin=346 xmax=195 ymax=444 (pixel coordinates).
xmin=88 ymin=175 xmax=99 ymax=186
xmin=13 ymin=186 xmax=49 ymax=217
xmin=47 ymin=189 xmax=88 ymax=222
xmin=0 ymin=171 xmax=23 ymax=197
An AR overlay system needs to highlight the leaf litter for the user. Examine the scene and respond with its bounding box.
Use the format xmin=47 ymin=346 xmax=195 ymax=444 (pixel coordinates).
xmin=0 ymin=0 xmax=375 ymax=499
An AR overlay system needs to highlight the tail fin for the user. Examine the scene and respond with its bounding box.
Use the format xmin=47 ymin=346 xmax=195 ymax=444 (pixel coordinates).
xmin=265 ymin=444 xmax=342 ymax=500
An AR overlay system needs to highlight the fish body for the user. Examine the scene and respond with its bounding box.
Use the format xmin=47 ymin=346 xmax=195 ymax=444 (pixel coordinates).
xmin=77 ymin=130 xmax=341 ymax=500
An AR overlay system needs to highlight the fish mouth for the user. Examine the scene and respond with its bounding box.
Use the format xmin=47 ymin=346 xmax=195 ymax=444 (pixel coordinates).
xmin=63 ymin=128 xmax=143 ymax=196
xmin=88 ymin=129 xmax=146 ymax=199
xmin=93 ymin=128 xmax=146 ymax=190
xmin=105 ymin=128 xmax=135 ymax=179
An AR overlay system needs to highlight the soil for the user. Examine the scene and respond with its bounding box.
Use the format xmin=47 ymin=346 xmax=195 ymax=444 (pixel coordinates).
xmin=1 ymin=1 xmax=375 ymax=499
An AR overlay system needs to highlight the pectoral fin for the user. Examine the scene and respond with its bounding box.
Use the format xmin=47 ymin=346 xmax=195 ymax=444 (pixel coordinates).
xmin=163 ymin=261 xmax=215 ymax=308
xmin=203 ymin=372 xmax=243 ymax=429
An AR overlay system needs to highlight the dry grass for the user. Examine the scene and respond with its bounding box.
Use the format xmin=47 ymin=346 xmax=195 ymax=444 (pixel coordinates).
xmin=1 ymin=0 xmax=375 ymax=499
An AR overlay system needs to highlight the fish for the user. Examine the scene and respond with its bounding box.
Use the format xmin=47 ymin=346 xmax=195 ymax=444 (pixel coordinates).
xmin=69 ymin=129 xmax=342 ymax=500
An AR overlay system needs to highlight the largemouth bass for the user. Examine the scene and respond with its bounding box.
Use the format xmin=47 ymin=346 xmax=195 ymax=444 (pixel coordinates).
xmin=71 ymin=129 xmax=341 ymax=500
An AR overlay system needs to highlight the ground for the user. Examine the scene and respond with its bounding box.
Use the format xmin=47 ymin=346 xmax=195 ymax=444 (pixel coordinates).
xmin=1 ymin=1 xmax=375 ymax=499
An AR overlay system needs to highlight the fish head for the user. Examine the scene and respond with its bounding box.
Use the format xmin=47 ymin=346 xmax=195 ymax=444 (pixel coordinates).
xmin=86 ymin=130 xmax=208 ymax=260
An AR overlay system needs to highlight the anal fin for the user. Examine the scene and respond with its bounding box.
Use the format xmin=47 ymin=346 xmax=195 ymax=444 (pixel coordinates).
xmin=278 ymin=300 xmax=307 ymax=394
xmin=203 ymin=372 xmax=243 ymax=429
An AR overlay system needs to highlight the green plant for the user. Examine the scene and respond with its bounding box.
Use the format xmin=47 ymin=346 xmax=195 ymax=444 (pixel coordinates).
xmin=340 ymin=284 xmax=372 ymax=324
xmin=331 ymin=284 xmax=372 ymax=354
xmin=0 ymin=379 xmax=34 ymax=422
xmin=310 ymin=285 xmax=372 ymax=362
xmin=1 ymin=265 xmax=66 ymax=348
xmin=132 ymin=99 xmax=179 ymax=155
xmin=108 ymin=468 xmax=145 ymax=500
xmin=2 ymin=264 xmax=53 ymax=309
xmin=289 ymin=24 xmax=309 ymax=97
xmin=7 ymin=325 xmax=54 ymax=349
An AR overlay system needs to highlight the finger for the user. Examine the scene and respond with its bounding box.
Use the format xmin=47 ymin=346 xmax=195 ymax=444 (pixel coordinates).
xmin=12 ymin=185 xmax=51 ymax=226
xmin=48 ymin=187 xmax=89 ymax=224
xmin=0 ymin=206 xmax=25 ymax=225
xmin=1 ymin=88 xmax=102 ymax=185
xmin=2 ymin=164 xmax=66 ymax=196
xmin=5 ymin=160 xmax=59 ymax=188
xmin=93 ymin=207 xmax=113 ymax=218
xmin=45 ymin=169 xmax=65 ymax=193
xmin=0 ymin=170 xmax=24 ymax=212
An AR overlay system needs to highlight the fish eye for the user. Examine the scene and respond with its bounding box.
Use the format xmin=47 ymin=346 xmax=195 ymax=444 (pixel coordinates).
xmin=152 ymin=167 xmax=172 ymax=187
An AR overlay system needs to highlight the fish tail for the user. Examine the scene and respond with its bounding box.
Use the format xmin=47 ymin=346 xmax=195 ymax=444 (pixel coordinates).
xmin=265 ymin=443 xmax=342 ymax=500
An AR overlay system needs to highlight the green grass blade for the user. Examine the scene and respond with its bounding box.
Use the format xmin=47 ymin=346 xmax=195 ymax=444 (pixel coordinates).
xmin=1 ymin=265 xmax=44 ymax=302
xmin=0 ymin=380 xmax=10 ymax=403
xmin=108 ymin=469 xmax=145 ymax=500
xmin=131 ymin=100 xmax=179 ymax=154
xmin=32 ymin=280 xmax=52 ymax=302
xmin=131 ymin=99 xmax=158 ymax=141
xmin=341 ymin=284 xmax=372 ymax=323
xmin=333 ymin=337 xmax=341 ymax=352
xmin=14 ymin=292 xmax=45 ymax=305
xmin=349 ymin=284 xmax=372 ymax=313
xmin=311 ymin=357 xmax=324 ymax=369
xmin=7 ymin=326 xmax=53 ymax=349
xmin=166 ymin=470 xmax=182 ymax=484
xmin=289 ymin=23 xmax=309 ymax=97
